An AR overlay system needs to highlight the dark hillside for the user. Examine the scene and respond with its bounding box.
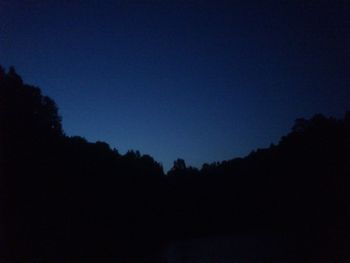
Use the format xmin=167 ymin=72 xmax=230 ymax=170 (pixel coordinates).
xmin=1 ymin=67 xmax=349 ymax=262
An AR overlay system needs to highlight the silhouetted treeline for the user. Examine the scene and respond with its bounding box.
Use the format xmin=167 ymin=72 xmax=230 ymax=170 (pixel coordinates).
xmin=1 ymin=67 xmax=349 ymax=262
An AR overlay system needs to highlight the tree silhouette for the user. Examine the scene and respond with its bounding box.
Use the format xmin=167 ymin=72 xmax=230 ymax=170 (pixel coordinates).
xmin=0 ymin=65 xmax=349 ymax=261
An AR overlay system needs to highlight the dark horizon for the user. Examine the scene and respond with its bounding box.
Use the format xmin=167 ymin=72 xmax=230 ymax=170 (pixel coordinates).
xmin=1 ymin=66 xmax=349 ymax=262
xmin=1 ymin=0 xmax=349 ymax=170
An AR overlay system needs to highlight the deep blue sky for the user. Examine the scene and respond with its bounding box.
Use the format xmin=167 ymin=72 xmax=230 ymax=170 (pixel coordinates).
xmin=1 ymin=0 xmax=349 ymax=170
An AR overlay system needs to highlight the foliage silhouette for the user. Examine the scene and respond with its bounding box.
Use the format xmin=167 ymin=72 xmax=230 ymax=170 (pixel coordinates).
xmin=0 ymin=66 xmax=349 ymax=262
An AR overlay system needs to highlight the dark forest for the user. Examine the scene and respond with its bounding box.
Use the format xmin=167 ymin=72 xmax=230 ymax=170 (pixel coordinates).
xmin=0 ymin=67 xmax=349 ymax=262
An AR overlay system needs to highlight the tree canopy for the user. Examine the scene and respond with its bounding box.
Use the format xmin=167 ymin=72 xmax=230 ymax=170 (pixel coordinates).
xmin=0 ymin=66 xmax=349 ymax=262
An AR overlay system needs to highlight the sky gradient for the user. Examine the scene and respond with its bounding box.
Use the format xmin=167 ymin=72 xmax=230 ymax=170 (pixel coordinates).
xmin=1 ymin=0 xmax=349 ymax=170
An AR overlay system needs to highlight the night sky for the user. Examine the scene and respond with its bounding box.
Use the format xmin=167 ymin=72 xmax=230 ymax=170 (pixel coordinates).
xmin=1 ymin=0 xmax=349 ymax=170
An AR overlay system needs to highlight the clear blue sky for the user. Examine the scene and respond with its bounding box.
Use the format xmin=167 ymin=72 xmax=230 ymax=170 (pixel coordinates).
xmin=1 ymin=0 xmax=349 ymax=170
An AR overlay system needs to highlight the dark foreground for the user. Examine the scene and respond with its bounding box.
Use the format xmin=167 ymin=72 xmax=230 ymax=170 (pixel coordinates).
xmin=2 ymin=234 xmax=347 ymax=263
xmin=1 ymin=68 xmax=349 ymax=262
